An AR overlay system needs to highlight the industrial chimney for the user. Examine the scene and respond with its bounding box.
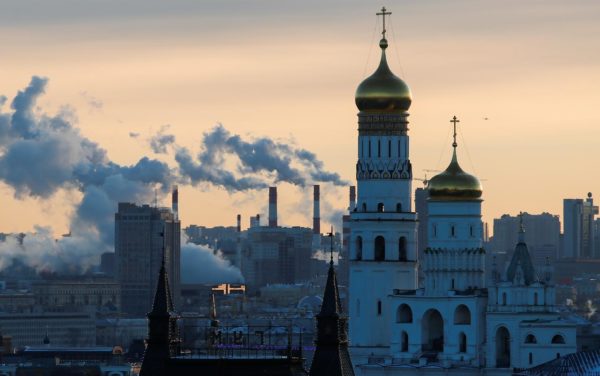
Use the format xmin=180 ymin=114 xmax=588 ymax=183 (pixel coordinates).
xmin=349 ymin=186 xmax=356 ymax=211
xmin=313 ymin=185 xmax=321 ymax=235
xmin=172 ymin=185 xmax=179 ymax=219
xmin=236 ymin=214 xmax=242 ymax=269
xmin=268 ymin=187 xmax=277 ymax=227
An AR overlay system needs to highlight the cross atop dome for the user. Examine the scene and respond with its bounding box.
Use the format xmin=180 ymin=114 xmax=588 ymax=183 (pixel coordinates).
xmin=450 ymin=116 xmax=460 ymax=148
xmin=376 ymin=7 xmax=392 ymax=40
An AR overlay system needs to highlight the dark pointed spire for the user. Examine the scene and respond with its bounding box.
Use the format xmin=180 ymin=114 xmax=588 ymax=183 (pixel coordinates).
xmin=506 ymin=215 xmax=539 ymax=285
xmin=150 ymin=257 xmax=174 ymax=316
xmin=140 ymin=238 xmax=179 ymax=376
xmin=309 ymin=228 xmax=354 ymax=376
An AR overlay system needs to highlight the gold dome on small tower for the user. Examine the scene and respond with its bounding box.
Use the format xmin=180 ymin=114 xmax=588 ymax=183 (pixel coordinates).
xmin=355 ymin=7 xmax=412 ymax=113
xmin=427 ymin=116 xmax=482 ymax=201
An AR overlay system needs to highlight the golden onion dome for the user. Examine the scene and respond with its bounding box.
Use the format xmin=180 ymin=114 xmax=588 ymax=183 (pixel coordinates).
xmin=427 ymin=148 xmax=482 ymax=201
xmin=355 ymin=38 xmax=412 ymax=113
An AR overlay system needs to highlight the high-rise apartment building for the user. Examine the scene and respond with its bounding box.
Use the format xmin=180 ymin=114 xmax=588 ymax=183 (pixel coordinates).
xmin=491 ymin=212 xmax=560 ymax=266
xmin=563 ymin=193 xmax=598 ymax=259
xmin=115 ymin=191 xmax=180 ymax=316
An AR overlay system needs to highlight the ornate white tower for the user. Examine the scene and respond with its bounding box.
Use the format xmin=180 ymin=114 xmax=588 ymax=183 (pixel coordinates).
xmin=349 ymin=7 xmax=419 ymax=359
xmin=423 ymin=117 xmax=485 ymax=296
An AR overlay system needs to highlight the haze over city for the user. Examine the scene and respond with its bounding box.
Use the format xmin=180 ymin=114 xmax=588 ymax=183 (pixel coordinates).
xmin=2 ymin=0 xmax=600 ymax=235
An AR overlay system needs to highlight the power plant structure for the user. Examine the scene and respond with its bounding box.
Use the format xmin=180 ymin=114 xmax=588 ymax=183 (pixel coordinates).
xmin=241 ymin=185 xmax=337 ymax=291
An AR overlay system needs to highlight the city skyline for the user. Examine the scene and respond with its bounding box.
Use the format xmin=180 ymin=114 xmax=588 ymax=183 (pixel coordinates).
xmin=2 ymin=0 xmax=600 ymax=236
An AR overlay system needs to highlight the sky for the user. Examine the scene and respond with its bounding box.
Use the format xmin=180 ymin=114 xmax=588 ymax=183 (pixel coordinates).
xmin=1 ymin=0 xmax=600 ymax=237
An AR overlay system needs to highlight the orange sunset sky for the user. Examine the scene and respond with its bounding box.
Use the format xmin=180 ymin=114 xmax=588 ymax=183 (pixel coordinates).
xmin=1 ymin=0 xmax=600 ymax=236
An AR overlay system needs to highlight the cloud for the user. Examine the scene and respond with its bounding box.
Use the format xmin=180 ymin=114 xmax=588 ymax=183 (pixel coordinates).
xmin=176 ymin=124 xmax=348 ymax=191
xmin=80 ymin=91 xmax=103 ymax=110
xmin=0 ymin=76 xmax=347 ymax=275
xmin=149 ymin=125 xmax=176 ymax=154
xmin=0 ymin=76 xmax=174 ymax=273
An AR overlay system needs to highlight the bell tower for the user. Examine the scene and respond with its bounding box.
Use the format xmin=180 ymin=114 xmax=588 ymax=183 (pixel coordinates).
xmin=349 ymin=7 xmax=419 ymax=361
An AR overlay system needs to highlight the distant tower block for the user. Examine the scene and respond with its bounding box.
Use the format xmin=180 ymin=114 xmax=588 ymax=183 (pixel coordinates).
xmin=268 ymin=187 xmax=277 ymax=227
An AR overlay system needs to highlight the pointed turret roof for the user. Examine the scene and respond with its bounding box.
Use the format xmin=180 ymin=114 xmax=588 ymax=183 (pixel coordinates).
xmin=506 ymin=215 xmax=538 ymax=285
xmin=309 ymin=229 xmax=354 ymax=376
xmin=140 ymin=252 xmax=176 ymax=376
xmin=319 ymin=260 xmax=342 ymax=317
xmin=150 ymin=258 xmax=174 ymax=316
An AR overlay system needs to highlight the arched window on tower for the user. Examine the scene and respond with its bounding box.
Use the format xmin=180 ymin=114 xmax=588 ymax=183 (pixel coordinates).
xmin=534 ymin=292 xmax=539 ymax=305
xmin=377 ymin=139 xmax=381 ymax=158
xmin=401 ymin=331 xmax=409 ymax=352
xmin=362 ymin=203 xmax=367 ymax=212
xmin=377 ymin=300 xmax=382 ymax=316
xmin=388 ymin=139 xmax=392 ymax=158
xmin=396 ymin=304 xmax=413 ymax=323
xmin=377 ymin=203 xmax=384 ymax=212
xmin=355 ymin=236 xmax=363 ymax=260
xmin=529 ymin=353 xmax=533 ymax=365
xmin=368 ymin=140 xmax=371 ymax=158
xmin=454 ymin=305 xmax=471 ymax=325
xmin=399 ymin=237 xmax=407 ymax=261
xmin=396 ymin=203 xmax=402 ymax=212
xmin=459 ymin=332 xmax=467 ymax=353
xmin=551 ymin=335 xmax=565 ymax=344
xmin=525 ymin=334 xmax=537 ymax=344
xmin=502 ymin=292 xmax=507 ymax=306
xmin=451 ymin=225 xmax=456 ymax=238
xmin=374 ymin=236 xmax=385 ymax=261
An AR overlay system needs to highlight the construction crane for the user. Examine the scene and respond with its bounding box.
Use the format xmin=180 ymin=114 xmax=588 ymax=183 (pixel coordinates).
xmin=414 ymin=170 xmax=440 ymax=187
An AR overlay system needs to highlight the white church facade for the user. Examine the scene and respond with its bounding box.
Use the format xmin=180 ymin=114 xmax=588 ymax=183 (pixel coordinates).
xmin=348 ymin=8 xmax=576 ymax=375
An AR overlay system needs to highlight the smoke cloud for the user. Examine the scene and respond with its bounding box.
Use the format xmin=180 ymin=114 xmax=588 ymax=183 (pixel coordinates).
xmin=174 ymin=124 xmax=348 ymax=191
xmin=149 ymin=125 xmax=176 ymax=154
xmin=180 ymin=240 xmax=243 ymax=284
xmin=0 ymin=76 xmax=173 ymax=273
xmin=0 ymin=76 xmax=348 ymax=275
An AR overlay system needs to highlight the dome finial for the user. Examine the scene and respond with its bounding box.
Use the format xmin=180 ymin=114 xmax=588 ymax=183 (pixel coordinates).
xmin=376 ymin=7 xmax=392 ymax=44
xmin=450 ymin=115 xmax=460 ymax=148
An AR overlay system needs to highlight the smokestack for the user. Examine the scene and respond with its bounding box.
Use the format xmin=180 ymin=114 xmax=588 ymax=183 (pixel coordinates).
xmin=236 ymin=214 xmax=242 ymax=270
xmin=172 ymin=185 xmax=179 ymax=219
xmin=349 ymin=186 xmax=356 ymax=211
xmin=268 ymin=187 xmax=277 ymax=228
xmin=313 ymin=185 xmax=320 ymax=235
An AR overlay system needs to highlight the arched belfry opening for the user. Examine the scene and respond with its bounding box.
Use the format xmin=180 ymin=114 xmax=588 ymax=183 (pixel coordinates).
xmin=374 ymin=236 xmax=385 ymax=261
xmin=399 ymin=237 xmax=407 ymax=261
xmin=495 ymin=326 xmax=511 ymax=368
xmin=355 ymin=236 xmax=363 ymax=260
xmin=422 ymin=309 xmax=444 ymax=353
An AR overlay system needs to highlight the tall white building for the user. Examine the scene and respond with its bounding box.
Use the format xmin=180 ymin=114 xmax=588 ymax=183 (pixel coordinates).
xmin=348 ymin=8 xmax=576 ymax=375
xmin=348 ymin=10 xmax=418 ymax=362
